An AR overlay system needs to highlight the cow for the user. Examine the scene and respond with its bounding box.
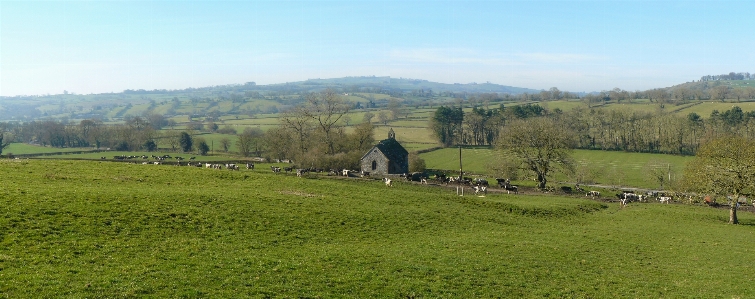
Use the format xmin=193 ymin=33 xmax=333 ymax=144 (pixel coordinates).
xmin=497 ymin=178 xmax=518 ymax=194
xmin=435 ymin=174 xmax=449 ymax=185
xmin=473 ymin=185 xmax=487 ymax=195
xmin=296 ymin=169 xmax=308 ymax=177
xmin=474 ymin=178 xmax=489 ymax=187
xmin=586 ymin=190 xmax=601 ymax=197
xmin=617 ymin=193 xmax=638 ymax=206
xmin=658 ymin=196 xmax=672 ymax=204
xmin=271 ymin=166 xmax=281 ymax=173
xmin=504 ymin=185 xmax=518 ymax=194
xmin=560 ymin=186 xmax=573 ymax=193
xmin=383 ymin=178 xmax=393 ymax=187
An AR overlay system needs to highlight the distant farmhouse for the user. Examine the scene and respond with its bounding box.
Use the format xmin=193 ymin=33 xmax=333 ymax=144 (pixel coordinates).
xmin=360 ymin=128 xmax=409 ymax=175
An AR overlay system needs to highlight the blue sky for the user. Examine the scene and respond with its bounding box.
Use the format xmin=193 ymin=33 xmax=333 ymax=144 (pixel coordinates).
xmin=1 ymin=0 xmax=753 ymax=96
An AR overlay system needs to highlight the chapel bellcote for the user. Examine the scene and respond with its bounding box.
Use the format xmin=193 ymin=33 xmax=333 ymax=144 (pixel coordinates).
xmin=388 ymin=128 xmax=395 ymax=139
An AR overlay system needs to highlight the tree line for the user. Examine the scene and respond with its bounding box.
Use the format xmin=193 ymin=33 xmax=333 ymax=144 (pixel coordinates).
xmin=430 ymin=103 xmax=755 ymax=156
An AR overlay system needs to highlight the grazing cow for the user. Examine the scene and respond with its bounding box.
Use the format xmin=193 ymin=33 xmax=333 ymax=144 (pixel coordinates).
xmin=189 ymin=157 xmax=196 ymax=160
xmin=474 ymin=178 xmax=489 ymax=187
xmin=473 ymin=185 xmax=487 ymax=195
xmin=342 ymin=169 xmax=350 ymax=177
xmin=101 ymin=157 xmax=106 ymax=160
xmin=586 ymin=190 xmax=601 ymax=197
xmin=383 ymin=178 xmax=393 ymax=187
xmin=360 ymin=171 xmax=370 ymax=178
xmin=497 ymin=178 xmax=518 ymax=194
xmin=271 ymin=166 xmax=281 ymax=173
xmin=617 ymin=193 xmax=638 ymax=206
xmin=226 ymin=164 xmax=239 ymax=170
xmin=657 ymin=196 xmax=672 ymax=204
xmin=205 ymin=163 xmax=213 ymax=169
xmin=296 ymin=169 xmax=308 ymax=177
xmin=504 ymin=185 xmax=518 ymax=194
xmin=435 ymin=174 xmax=449 ymax=184
xmin=246 ymin=163 xmax=255 ymax=170
xmin=560 ymin=186 xmax=573 ymax=193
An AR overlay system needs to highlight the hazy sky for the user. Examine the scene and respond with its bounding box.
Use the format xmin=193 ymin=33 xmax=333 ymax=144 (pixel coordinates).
xmin=1 ymin=0 xmax=753 ymax=96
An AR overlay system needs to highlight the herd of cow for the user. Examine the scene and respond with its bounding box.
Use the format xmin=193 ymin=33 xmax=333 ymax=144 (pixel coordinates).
xmin=616 ymin=191 xmax=674 ymax=206
xmin=118 ymin=157 xmax=696 ymax=205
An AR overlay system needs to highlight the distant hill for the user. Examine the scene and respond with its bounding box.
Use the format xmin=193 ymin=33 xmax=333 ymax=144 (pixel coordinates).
xmin=0 ymin=76 xmax=540 ymax=121
xmin=667 ymin=78 xmax=755 ymax=92
xmin=287 ymin=76 xmax=540 ymax=94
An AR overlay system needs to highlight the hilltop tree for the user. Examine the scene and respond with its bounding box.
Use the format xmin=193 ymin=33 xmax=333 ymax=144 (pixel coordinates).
xmin=496 ymin=117 xmax=575 ymax=189
xmin=683 ymin=136 xmax=755 ymax=224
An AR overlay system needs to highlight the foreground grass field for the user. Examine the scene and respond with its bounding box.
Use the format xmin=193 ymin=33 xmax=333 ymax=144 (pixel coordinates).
xmin=2 ymin=159 xmax=755 ymax=297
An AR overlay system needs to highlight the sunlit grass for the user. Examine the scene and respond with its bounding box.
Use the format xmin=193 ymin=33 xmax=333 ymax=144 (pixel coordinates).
xmin=2 ymin=159 xmax=755 ymax=297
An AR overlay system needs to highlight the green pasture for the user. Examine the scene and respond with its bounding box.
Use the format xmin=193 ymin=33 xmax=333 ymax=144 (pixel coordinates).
xmin=223 ymin=116 xmax=281 ymax=126
xmin=2 ymin=159 xmax=755 ymax=297
xmin=671 ymin=101 xmax=755 ymax=118
xmin=192 ymin=133 xmax=242 ymax=153
xmin=539 ymin=100 xmax=585 ymax=111
xmin=3 ymin=143 xmax=95 ymax=155
xmin=33 ymin=151 xmax=238 ymax=162
xmin=420 ymin=148 xmax=693 ymax=190
xmin=374 ymin=125 xmax=437 ymax=145
xmin=389 ymin=119 xmax=430 ymax=127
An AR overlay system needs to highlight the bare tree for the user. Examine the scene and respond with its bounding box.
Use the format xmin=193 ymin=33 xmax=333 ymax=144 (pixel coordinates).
xmin=362 ymin=112 xmax=375 ymax=124
xmin=303 ymin=90 xmax=351 ymax=154
xmin=377 ymin=111 xmax=389 ymax=125
xmin=709 ymin=85 xmax=730 ymax=102
xmin=237 ymin=127 xmax=263 ymax=157
xmin=496 ymin=117 xmax=575 ymax=189
xmin=280 ymin=106 xmax=313 ymax=155
xmin=220 ymin=137 xmax=232 ymax=152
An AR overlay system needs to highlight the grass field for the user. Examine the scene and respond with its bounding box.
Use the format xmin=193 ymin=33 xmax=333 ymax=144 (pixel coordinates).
xmin=3 ymin=143 xmax=96 ymax=155
xmin=670 ymin=101 xmax=755 ymax=118
xmin=2 ymin=159 xmax=755 ymax=297
xmin=34 ymin=151 xmax=242 ymax=162
xmin=420 ymin=148 xmax=694 ymax=190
